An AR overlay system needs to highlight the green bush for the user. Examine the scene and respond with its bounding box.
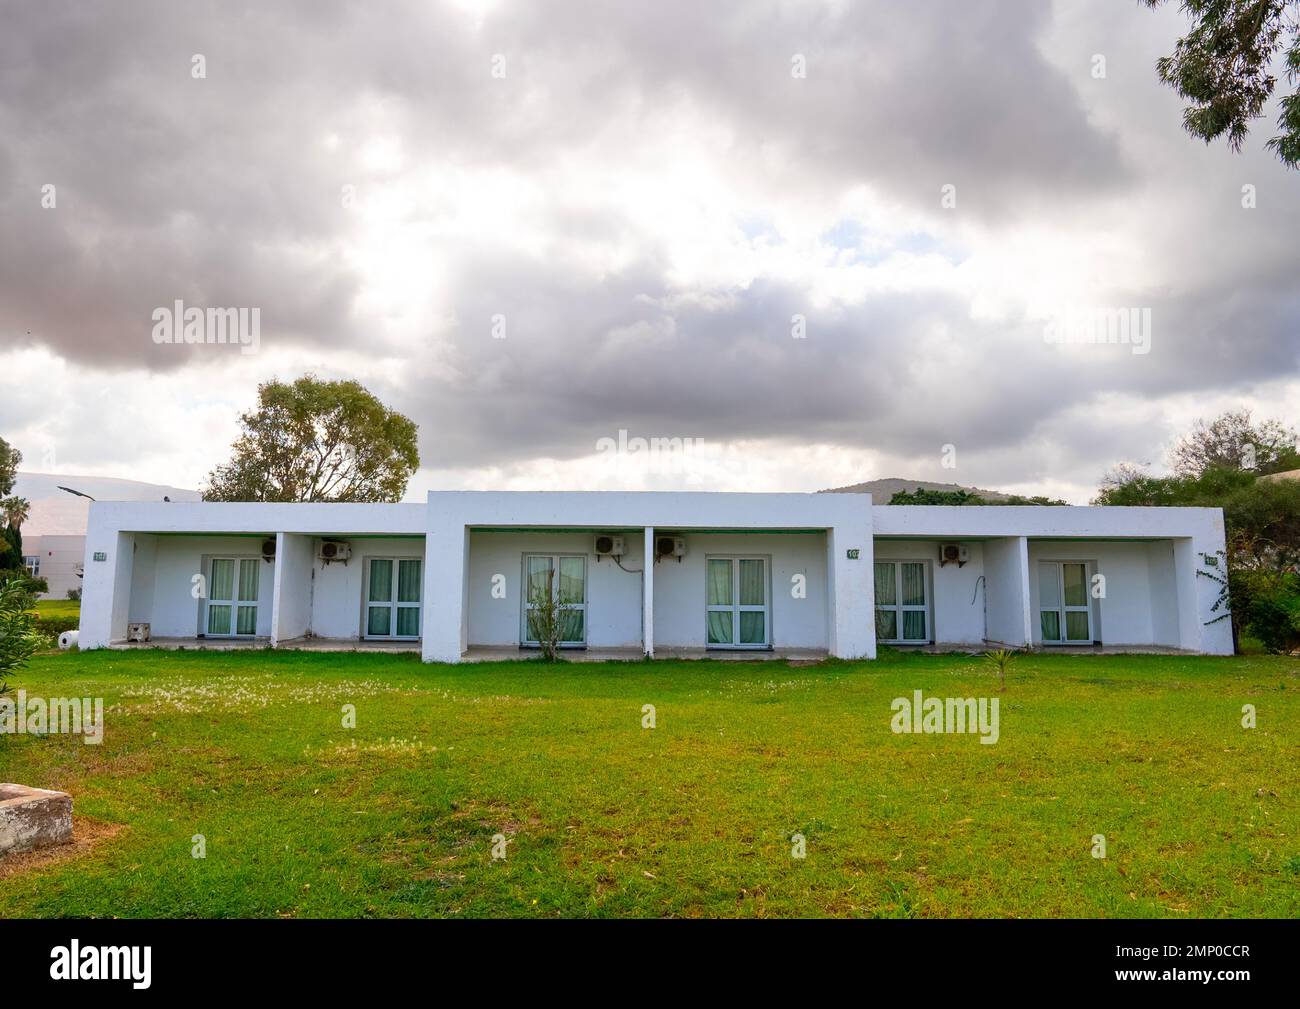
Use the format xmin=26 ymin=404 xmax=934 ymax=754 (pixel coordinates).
xmin=32 ymin=614 xmax=80 ymax=637
xmin=1242 ymin=574 xmax=1300 ymax=654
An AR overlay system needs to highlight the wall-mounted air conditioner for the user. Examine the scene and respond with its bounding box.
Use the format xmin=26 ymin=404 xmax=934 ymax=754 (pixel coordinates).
xmin=656 ymin=535 xmax=687 ymax=561
xmin=319 ymin=540 xmax=352 ymax=563
xmin=594 ymin=534 xmax=626 ymax=558
xmin=939 ymin=542 xmax=969 ymax=567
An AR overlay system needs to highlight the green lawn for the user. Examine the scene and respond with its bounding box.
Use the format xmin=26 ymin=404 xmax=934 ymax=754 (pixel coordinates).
xmin=33 ymin=599 xmax=80 ymax=620
xmin=0 ymin=648 xmax=1295 ymax=918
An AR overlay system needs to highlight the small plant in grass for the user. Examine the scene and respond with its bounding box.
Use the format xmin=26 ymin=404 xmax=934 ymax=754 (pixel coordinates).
xmin=0 ymin=576 xmax=44 ymax=698
xmin=983 ymin=648 xmax=1017 ymax=692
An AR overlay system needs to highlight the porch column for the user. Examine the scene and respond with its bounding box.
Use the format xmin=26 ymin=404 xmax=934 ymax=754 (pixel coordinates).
xmin=643 ymin=526 xmax=654 ymax=657
xmin=423 ymin=521 xmax=468 ymax=663
xmin=1175 ymin=534 xmax=1234 ymax=655
xmin=80 ymin=528 xmax=134 ymax=649
xmin=270 ymin=532 xmax=314 ymax=646
xmin=984 ymin=536 xmax=1032 ymax=647
xmin=828 ymin=522 xmax=875 ymax=659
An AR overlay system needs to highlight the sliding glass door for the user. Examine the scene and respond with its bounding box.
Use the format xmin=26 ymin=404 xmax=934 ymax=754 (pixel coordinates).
xmin=521 ymin=554 xmax=587 ymax=646
xmin=874 ymin=560 xmax=930 ymax=643
xmin=205 ymin=557 xmax=259 ymax=637
xmin=1039 ymin=561 xmax=1093 ymax=643
xmin=706 ymin=556 xmax=769 ymax=648
xmin=366 ymin=558 xmax=422 ymax=639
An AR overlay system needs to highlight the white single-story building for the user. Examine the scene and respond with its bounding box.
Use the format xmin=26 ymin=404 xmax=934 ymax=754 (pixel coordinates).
xmin=77 ymin=492 xmax=1234 ymax=660
xmin=22 ymin=534 xmax=86 ymax=600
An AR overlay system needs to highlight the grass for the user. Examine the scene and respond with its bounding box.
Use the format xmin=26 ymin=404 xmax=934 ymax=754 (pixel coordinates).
xmin=33 ymin=599 xmax=80 ymax=620
xmin=0 ymin=647 xmax=1295 ymax=918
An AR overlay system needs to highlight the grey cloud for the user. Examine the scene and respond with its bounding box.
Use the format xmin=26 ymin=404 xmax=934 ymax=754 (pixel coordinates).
xmin=0 ymin=0 xmax=1296 ymax=496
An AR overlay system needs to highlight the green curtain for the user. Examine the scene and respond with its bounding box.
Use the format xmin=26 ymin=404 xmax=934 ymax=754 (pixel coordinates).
xmin=526 ymin=557 xmax=551 ymax=606
xmin=397 ymin=559 xmax=421 ymax=602
xmin=901 ymin=563 xmax=925 ymax=606
xmin=368 ymin=606 xmax=391 ymax=636
xmin=707 ymin=610 xmax=732 ymax=645
xmin=559 ymin=610 xmax=584 ymax=642
xmin=876 ymin=609 xmax=897 ymax=640
xmin=902 ymin=610 xmax=926 ymax=640
xmin=738 ymin=559 xmax=764 ymax=605
xmin=210 ymin=559 xmax=234 ymax=602
xmin=874 ymin=562 xmax=895 ymax=605
xmin=739 ymin=611 xmax=765 ymax=644
xmin=396 ymin=607 xmax=419 ymax=637
xmin=237 ymin=559 xmax=259 ymax=602
xmin=707 ymin=560 xmax=732 ymax=605
xmin=369 ymin=559 xmax=393 ymax=603
xmin=236 ymin=604 xmax=257 ymax=635
xmin=1041 ymin=610 xmax=1061 ymax=641
xmin=1062 ymin=563 xmax=1087 ymax=607
xmin=1065 ymin=611 xmax=1090 ymax=641
xmin=207 ymin=604 xmax=231 ymax=635
xmin=557 ymin=557 xmax=584 ymax=604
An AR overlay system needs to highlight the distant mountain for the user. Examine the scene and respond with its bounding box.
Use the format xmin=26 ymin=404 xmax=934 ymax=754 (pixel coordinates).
xmin=819 ymin=477 xmax=1012 ymax=503
xmin=14 ymin=473 xmax=201 ymax=536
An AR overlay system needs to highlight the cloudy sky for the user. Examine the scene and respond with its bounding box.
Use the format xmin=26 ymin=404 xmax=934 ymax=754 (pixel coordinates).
xmin=1 ymin=0 xmax=1297 ymax=504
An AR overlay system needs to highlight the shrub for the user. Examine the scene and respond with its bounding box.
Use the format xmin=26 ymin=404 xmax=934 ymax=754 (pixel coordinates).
xmin=1242 ymin=574 xmax=1300 ymax=654
xmin=33 ymin=614 xmax=80 ymax=637
xmin=0 ymin=577 xmax=44 ymax=695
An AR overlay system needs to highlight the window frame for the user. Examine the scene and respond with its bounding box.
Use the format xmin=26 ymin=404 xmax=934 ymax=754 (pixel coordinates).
xmin=704 ymin=555 xmax=772 ymax=650
xmin=520 ymin=553 xmax=588 ymax=648
xmin=202 ymin=556 xmax=261 ymax=639
xmin=1038 ymin=560 xmax=1096 ymax=645
xmin=363 ymin=556 xmax=423 ymax=641
xmin=23 ymin=555 xmax=40 ymax=578
xmin=874 ymin=559 xmax=932 ymax=645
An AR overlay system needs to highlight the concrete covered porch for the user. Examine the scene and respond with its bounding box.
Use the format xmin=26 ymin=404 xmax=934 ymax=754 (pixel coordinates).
xmin=79 ymin=501 xmax=429 ymax=650
xmin=870 ymin=503 xmax=1230 ymax=653
xmin=424 ymin=492 xmax=875 ymax=663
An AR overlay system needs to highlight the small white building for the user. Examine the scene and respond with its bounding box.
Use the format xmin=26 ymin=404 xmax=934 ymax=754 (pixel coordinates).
xmin=77 ymin=492 xmax=1234 ymax=660
xmin=21 ymin=534 xmax=86 ymax=600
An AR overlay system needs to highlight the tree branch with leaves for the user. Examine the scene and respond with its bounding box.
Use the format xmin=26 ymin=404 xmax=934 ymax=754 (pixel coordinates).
xmin=1145 ymin=0 xmax=1300 ymax=168
xmin=203 ymin=376 xmax=420 ymax=503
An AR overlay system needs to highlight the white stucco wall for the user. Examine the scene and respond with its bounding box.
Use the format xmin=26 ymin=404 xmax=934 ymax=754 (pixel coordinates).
xmin=308 ymin=536 xmax=427 ymax=639
xmin=466 ymin=531 xmax=646 ymax=648
xmin=873 ymin=539 xmax=987 ymax=645
xmin=424 ymin=491 xmax=873 ymax=661
xmin=127 ymin=535 xmax=276 ymax=638
xmin=78 ymin=496 xmax=1230 ymax=658
xmin=22 ymin=534 xmax=85 ymax=600
xmin=652 ymin=532 xmax=830 ymax=649
xmin=271 ymin=532 xmax=314 ymax=643
xmin=981 ymin=536 xmax=1032 ymax=647
xmin=1027 ymin=539 xmax=1182 ymax=647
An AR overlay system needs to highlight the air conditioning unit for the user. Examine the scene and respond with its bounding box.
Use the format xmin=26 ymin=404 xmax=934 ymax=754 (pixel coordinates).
xmin=593 ymin=534 xmax=626 ymax=558
xmin=261 ymin=537 xmax=277 ymax=562
xmin=127 ymin=622 xmax=151 ymax=643
xmin=656 ymin=535 xmax=687 ymax=561
xmin=319 ymin=540 xmax=352 ymax=563
xmin=939 ymin=542 xmax=969 ymax=567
